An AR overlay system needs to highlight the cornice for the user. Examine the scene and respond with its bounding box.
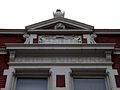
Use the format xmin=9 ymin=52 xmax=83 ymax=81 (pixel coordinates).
xmin=95 ymin=29 xmax=120 ymax=34
xmin=5 ymin=43 xmax=115 ymax=50
xmin=28 ymin=29 xmax=93 ymax=34
xmin=0 ymin=28 xmax=120 ymax=35
xmin=0 ymin=29 xmax=26 ymax=34
xmin=25 ymin=17 xmax=94 ymax=30
xmin=8 ymin=62 xmax=112 ymax=66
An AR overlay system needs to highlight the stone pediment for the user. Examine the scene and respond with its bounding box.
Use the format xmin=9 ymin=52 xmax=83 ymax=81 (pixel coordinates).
xmin=25 ymin=17 xmax=94 ymax=30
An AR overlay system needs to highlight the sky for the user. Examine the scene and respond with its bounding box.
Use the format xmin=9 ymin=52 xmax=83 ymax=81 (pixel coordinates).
xmin=0 ymin=0 xmax=120 ymax=29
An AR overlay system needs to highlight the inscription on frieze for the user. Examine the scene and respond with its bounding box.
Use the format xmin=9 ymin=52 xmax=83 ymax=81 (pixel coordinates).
xmin=38 ymin=35 xmax=82 ymax=44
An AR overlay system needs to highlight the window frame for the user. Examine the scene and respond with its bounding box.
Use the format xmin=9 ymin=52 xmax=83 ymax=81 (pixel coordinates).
xmin=70 ymin=69 xmax=111 ymax=90
xmin=10 ymin=68 xmax=50 ymax=90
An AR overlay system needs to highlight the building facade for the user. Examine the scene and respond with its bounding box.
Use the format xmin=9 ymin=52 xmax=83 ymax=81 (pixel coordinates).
xmin=0 ymin=9 xmax=120 ymax=90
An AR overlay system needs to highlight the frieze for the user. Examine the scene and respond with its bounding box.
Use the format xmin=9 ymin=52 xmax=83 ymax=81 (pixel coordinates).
xmin=23 ymin=34 xmax=97 ymax=44
xmin=38 ymin=35 xmax=82 ymax=44
xmin=13 ymin=56 xmax=110 ymax=64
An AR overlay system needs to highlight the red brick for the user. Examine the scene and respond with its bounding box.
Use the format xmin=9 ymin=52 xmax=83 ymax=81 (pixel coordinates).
xmin=115 ymin=75 xmax=120 ymax=87
xmin=112 ymin=55 xmax=120 ymax=87
xmin=0 ymin=54 xmax=9 ymax=88
xmin=0 ymin=34 xmax=23 ymax=47
xmin=112 ymin=55 xmax=120 ymax=69
xmin=56 ymin=75 xmax=65 ymax=87
xmin=96 ymin=35 xmax=120 ymax=48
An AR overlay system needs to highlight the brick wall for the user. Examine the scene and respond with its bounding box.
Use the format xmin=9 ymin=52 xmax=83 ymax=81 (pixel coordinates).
xmin=112 ymin=54 xmax=120 ymax=87
xmin=0 ymin=54 xmax=8 ymax=88
xmin=96 ymin=35 xmax=120 ymax=87
xmin=0 ymin=34 xmax=23 ymax=88
xmin=96 ymin=35 xmax=120 ymax=48
xmin=0 ymin=34 xmax=23 ymax=47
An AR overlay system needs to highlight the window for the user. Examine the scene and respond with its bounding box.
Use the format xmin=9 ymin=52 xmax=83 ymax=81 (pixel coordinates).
xmin=16 ymin=78 xmax=48 ymax=90
xmin=12 ymin=68 xmax=50 ymax=90
xmin=74 ymin=78 xmax=106 ymax=90
xmin=71 ymin=69 xmax=109 ymax=90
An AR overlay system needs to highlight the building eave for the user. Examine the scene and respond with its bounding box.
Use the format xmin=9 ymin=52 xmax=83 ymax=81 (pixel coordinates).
xmin=0 ymin=29 xmax=26 ymax=34
xmin=95 ymin=29 xmax=120 ymax=34
xmin=5 ymin=43 xmax=115 ymax=50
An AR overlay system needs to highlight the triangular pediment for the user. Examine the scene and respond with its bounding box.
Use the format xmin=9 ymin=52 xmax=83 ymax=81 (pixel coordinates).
xmin=26 ymin=17 xmax=94 ymax=30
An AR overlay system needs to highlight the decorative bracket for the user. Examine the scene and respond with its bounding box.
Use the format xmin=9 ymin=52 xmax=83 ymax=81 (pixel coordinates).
xmin=105 ymin=51 xmax=112 ymax=62
xmin=9 ymin=50 xmax=15 ymax=62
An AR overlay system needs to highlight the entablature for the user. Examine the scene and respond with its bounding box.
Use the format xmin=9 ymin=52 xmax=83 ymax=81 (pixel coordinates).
xmin=5 ymin=43 xmax=115 ymax=51
xmin=27 ymin=29 xmax=93 ymax=34
xmin=5 ymin=43 xmax=115 ymax=66
xmin=5 ymin=43 xmax=115 ymax=57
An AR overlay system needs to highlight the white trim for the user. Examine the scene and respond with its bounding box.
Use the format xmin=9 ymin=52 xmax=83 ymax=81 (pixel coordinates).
xmin=1 ymin=68 xmax=15 ymax=90
xmin=8 ymin=62 xmax=113 ymax=66
xmin=71 ymin=68 xmax=108 ymax=90
xmin=95 ymin=29 xmax=120 ymax=34
xmin=0 ymin=29 xmax=25 ymax=34
xmin=5 ymin=43 xmax=115 ymax=50
xmin=29 ymin=20 xmax=90 ymax=30
xmin=26 ymin=17 xmax=94 ymax=30
xmin=71 ymin=68 xmax=120 ymax=90
xmin=95 ymin=32 xmax=120 ymax=34
xmin=1 ymin=29 xmax=120 ymax=35
xmin=2 ymin=68 xmax=50 ymax=90
xmin=106 ymin=69 xmax=119 ymax=90
xmin=28 ymin=29 xmax=93 ymax=34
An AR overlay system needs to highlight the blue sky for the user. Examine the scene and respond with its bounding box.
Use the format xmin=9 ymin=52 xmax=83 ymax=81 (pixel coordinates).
xmin=0 ymin=0 xmax=120 ymax=29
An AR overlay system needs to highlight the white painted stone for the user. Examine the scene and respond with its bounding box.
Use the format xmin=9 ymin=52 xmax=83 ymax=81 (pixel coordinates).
xmin=14 ymin=56 xmax=107 ymax=64
xmin=83 ymin=34 xmax=97 ymax=44
xmin=23 ymin=34 xmax=37 ymax=44
xmin=106 ymin=69 xmax=119 ymax=90
xmin=2 ymin=68 xmax=15 ymax=90
xmin=38 ymin=35 xmax=82 ymax=44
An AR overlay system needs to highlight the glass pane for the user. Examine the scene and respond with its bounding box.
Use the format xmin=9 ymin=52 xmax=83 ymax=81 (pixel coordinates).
xmin=16 ymin=78 xmax=48 ymax=90
xmin=74 ymin=78 xmax=106 ymax=90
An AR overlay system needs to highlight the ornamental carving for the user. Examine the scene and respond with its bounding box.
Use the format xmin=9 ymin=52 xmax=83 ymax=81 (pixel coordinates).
xmin=54 ymin=23 xmax=65 ymax=29
xmin=38 ymin=35 xmax=82 ymax=44
xmin=23 ymin=34 xmax=97 ymax=44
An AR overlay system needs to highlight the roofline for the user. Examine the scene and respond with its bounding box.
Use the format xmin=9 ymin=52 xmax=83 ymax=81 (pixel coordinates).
xmin=0 ymin=29 xmax=120 ymax=34
xmin=25 ymin=17 xmax=94 ymax=30
xmin=0 ymin=29 xmax=26 ymax=34
xmin=5 ymin=43 xmax=115 ymax=50
xmin=94 ymin=29 xmax=120 ymax=34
